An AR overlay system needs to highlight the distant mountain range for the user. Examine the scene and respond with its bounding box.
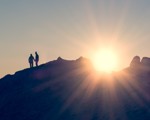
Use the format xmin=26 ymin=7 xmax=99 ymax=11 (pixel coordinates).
xmin=0 ymin=56 xmax=150 ymax=120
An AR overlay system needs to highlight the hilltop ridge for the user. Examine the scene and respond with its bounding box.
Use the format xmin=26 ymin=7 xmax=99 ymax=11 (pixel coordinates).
xmin=1 ymin=56 xmax=92 ymax=80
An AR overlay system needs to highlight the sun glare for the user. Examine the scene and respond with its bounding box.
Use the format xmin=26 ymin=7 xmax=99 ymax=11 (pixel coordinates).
xmin=92 ymin=49 xmax=118 ymax=73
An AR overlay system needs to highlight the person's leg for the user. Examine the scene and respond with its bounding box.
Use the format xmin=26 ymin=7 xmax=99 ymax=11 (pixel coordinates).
xmin=36 ymin=61 xmax=38 ymax=66
xmin=31 ymin=62 xmax=33 ymax=67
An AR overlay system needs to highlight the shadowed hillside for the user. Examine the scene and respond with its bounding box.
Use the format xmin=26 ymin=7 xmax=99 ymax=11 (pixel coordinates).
xmin=0 ymin=56 xmax=150 ymax=120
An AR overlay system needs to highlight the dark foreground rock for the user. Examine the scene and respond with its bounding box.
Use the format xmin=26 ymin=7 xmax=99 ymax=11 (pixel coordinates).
xmin=0 ymin=57 xmax=150 ymax=120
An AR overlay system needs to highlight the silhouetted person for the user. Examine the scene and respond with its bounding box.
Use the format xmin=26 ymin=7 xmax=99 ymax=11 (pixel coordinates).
xmin=35 ymin=52 xmax=39 ymax=66
xmin=28 ymin=54 xmax=34 ymax=68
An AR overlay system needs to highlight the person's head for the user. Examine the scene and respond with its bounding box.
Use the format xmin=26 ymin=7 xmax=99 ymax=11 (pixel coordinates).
xmin=30 ymin=54 xmax=34 ymax=57
xmin=35 ymin=51 xmax=37 ymax=54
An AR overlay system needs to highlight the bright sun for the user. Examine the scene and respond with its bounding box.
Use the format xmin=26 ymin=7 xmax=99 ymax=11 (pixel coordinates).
xmin=92 ymin=49 xmax=118 ymax=73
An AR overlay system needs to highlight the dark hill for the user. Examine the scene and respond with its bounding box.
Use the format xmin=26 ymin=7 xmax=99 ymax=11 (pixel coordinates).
xmin=0 ymin=56 xmax=150 ymax=120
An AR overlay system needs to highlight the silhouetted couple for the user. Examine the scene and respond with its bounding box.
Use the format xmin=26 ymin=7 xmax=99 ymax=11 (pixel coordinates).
xmin=28 ymin=52 xmax=39 ymax=68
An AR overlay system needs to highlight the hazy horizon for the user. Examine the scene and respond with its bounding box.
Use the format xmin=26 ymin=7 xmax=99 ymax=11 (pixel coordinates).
xmin=1 ymin=0 xmax=150 ymax=77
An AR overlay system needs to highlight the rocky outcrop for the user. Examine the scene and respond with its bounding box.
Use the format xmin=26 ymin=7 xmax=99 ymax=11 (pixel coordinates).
xmin=141 ymin=57 xmax=150 ymax=66
xmin=130 ymin=56 xmax=141 ymax=68
xmin=141 ymin=57 xmax=150 ymax=71
xmin=130 ymin=56 xmax=150 ymax=72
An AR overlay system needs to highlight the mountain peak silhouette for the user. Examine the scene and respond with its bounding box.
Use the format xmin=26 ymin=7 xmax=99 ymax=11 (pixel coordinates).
xmin=57 ymin=56 xmax=65 ymax=61
xmin=0 ymin=56 xmax=150 ymax=120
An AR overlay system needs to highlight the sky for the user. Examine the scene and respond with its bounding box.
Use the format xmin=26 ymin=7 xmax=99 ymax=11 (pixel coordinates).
xmin=1 ymin=0 xmax=150 ymax=77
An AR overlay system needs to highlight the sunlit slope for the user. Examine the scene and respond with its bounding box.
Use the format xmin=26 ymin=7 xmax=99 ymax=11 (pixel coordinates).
xmin=0 ymin=56 xmax=150 ymax=120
